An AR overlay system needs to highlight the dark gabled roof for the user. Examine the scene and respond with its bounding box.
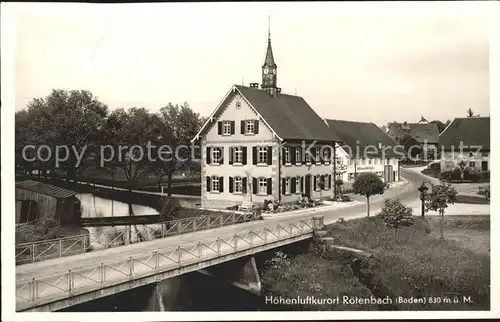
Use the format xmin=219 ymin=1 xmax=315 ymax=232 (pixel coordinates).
xmin=389 ymin=122 xmax=439 ymax=143
xmin=235 ymin=85 xmax=341 ymax=142
xmin=439 ymin=117 xmax=490 ymax=151
xmin=325 ymin=119 xmax=400 ymax=158
xmin=16 ymin=180 xmax=77 ymax=199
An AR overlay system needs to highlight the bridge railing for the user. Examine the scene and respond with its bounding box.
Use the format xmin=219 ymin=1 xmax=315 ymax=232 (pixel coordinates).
xmin=16 ymin=218 xmax=313 ymax=309
xmin=15 ymin=211 xmax=260 ymax=265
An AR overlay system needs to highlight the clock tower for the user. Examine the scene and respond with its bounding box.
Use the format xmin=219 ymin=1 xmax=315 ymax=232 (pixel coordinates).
xmin=261 ymin=19 xmax=278 ymax=96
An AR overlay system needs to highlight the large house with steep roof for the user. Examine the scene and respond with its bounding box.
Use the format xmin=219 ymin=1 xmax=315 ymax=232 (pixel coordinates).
xmin=325 ymin=119 xmax=402 ymax=190
xmin=439 ymin=116 xmax=490 ymax=173
xmin=192 ymin=31 xmax=342 ymax=209
xmin=387 ymin=116 xmax=440 ymax=159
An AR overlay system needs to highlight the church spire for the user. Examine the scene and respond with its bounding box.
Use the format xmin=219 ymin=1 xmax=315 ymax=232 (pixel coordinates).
xmin=262 ymin=16 xmax=276 ymax=69
xmin=262 ymin=16 xmax=278 ymax=96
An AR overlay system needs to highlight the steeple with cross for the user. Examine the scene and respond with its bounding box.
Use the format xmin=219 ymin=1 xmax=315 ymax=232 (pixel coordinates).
xmin=261 ymin=16 xmax=278 ymax=96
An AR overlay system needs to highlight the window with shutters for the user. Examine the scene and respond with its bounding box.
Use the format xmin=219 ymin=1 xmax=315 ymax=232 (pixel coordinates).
xmin=295 ymin=176 xmax=301 ymax=194
xmin=246 ymin=120 xmax=255 ymax=134
xmin=212 ymin=147 xmax=222 ymax=164
xmin=258 ymin=147 xmax=268 ymax=164
xmin=284 ymin=177 xmax=291 ymax=194
xmin=233 ymin=146 xmax=243 ymax=164
xmin=211 ymin=176 xmax=220 ymax=192
xmin=323 ymin=148 xmax=330 ymax=164
xmin=315 ymin=174 xmax=321 ymax=191
xmin=234 ymin=177 xmax=243 ymax=193
xmin=258 ymin=178 xmax=267 ymax=195
xmin=222 ymin=121 xmax=232 ymax=135
xmin=284 ymin=147 xmax=291 ymax=164
xmin=295 ymin=148 xmax=301 ymax=165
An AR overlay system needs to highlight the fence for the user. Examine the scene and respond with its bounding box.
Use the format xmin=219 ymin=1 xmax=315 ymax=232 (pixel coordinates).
xmin=16 ymin=218 xmax=313 ymax=310
xmin=15 ymin=211 xmax=260 ymax=265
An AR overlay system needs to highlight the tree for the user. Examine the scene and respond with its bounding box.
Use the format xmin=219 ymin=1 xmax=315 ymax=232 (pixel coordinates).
xmin=467 ymin=108 xmax=475 ymax=117
xmin=99 ymin=107 xmax=158 ymax=215
xmin=424 ymin=183 xmax=458 ymax=239
xmin=377 ymin=198 xmax=414 ymax=240
xmin=152 ymin=103 xmax=204 ymax=196
xmin=429 ymin=120 xmax=447 ymax=134
xmin=400 ymin=134 xmax=421 ymax=161
xmin=16 ymin=90 xmax=109 ymax=183
xmin=334 ymin=179 xmax=344 ymax=198
xmin=457 ymin=160 xmax=467 ymax=180
xmin=353 ymin=172 xmax=385 ymax=217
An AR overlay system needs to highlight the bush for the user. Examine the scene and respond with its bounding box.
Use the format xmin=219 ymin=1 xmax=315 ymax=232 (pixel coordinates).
xmin=334 ymin=179 xmax=344 ymax=187
xmin=295 ymin=195 xmax=309 ymax=208
xmin=377 ymin=198 xmax=414 ymax=229
xmin=159 ymin=197 xmax=181 ymax=220
xmin=341 ymin=195 xmax=351 ymax=202
xmin=429 ymin=162 xmax=440 ymax=172
xmin=264 ymin=251 xmax=291 ymax=270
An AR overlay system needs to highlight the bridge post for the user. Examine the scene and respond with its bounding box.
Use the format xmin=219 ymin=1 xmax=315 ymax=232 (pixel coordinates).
xmin=312 ymin=216 xmax=327 ymax=239
xmin=155 ymin=283 xmax=166 ymax=311
xmin=312 ymin=216 xmax=324 ymax=231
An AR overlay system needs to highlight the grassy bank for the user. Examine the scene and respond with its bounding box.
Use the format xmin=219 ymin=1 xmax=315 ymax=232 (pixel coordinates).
xmin=261 ymin=252 xmax=376 ymax=311
xmin=261 ymin=215 xmax=490 ymax=311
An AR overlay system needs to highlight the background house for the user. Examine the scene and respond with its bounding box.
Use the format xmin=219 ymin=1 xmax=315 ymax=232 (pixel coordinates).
xmin=325 ymin=119 xmax=401 ymax=190
xmin=439 ymin=116 xmax=490 ymax=173
xmin=15 ymin=180 xmax=81 ymax=225
xmin=387 ymin=116 xmax=440 ymax=160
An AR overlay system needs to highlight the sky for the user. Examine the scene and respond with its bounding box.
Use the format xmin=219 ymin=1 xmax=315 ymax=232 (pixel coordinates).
xmin=13 ymin=2 xmax=492 ymax=126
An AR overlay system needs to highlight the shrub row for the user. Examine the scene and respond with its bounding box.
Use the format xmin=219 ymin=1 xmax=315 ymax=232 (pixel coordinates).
xmin=441 ymin=169 xmax=489 ymax=183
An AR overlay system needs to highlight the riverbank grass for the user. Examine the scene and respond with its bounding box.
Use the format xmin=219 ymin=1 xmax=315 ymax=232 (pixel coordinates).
xmin=261 ymin=215 xmax=490 ymax=311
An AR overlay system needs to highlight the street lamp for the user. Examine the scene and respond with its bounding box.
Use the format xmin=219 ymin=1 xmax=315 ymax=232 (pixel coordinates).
xmin=417 ymin=182 xmax=429 ymax=217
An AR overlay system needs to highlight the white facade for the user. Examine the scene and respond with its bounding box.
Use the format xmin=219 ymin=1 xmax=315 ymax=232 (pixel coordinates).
xmin=335 ymin=144 xmax=400 ymax=190
xmin=440 ymin=151 xmax=490 ymax=173
xmin=200 ymin=91 xmax=336 ymax=210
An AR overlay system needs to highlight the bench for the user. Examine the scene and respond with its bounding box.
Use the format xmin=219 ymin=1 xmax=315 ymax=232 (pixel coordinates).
xmin=238 ymin=201 xmax=254 ymax=212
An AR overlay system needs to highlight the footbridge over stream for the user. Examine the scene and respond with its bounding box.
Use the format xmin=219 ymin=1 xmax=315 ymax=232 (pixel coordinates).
xmin=16 ymin=216 xmax=325 ymax=312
